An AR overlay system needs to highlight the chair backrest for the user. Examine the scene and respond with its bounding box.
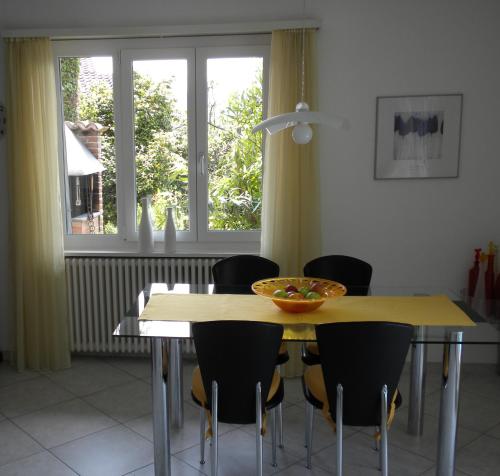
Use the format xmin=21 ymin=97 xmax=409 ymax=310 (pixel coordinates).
xmin=192 ymin=320 xmax=283 ymax=424
xmin=212 ymin=255 xmax=280 ymax=294
xmin=316 ymin=321 xmax=413 ymax=427
xmin=303 ymin=255 xmax=372 ymax=296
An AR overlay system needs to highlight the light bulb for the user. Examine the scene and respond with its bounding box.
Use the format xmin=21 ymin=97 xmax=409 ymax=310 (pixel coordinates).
xmin=292 ymin=123 xmax=313 ymax=144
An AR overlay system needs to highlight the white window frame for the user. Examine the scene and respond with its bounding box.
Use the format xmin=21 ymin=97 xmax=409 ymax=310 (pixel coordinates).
xmin=53 ymin=34 xmax=270 ymax=253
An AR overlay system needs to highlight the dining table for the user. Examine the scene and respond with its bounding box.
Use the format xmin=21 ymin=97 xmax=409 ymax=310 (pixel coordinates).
xmin=113 ymin=282 xmax=499 ymax=476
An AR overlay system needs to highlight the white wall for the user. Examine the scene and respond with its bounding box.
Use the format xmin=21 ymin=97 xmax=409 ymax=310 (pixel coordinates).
xmin=0 ymin=0 xmax=499 ymax=351
xmin=313 ymin=0 xmax=500 ymax=290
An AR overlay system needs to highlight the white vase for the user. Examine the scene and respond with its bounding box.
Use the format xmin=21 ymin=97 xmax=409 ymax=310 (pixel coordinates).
xmin=138 ymin=196 xmax=154 ymax=254
xmin=164 ymin=207 xmax=177 ymax=254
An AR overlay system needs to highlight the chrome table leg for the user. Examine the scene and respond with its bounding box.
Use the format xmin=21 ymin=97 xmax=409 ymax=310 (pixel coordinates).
xmin=380 ymin=385 xmax=388 ymax=476
xmin=152 ymin=338 xmax=171 ymax=476
xmin=408 ymin=326 xmax=427 ymax=435
xmin=169 ymin=338 xmax=184 ymax=429
xmin=336 ymin=384 xmax=343 ymax=476
xmin=436 ymin=331 xmax=463 ymax=476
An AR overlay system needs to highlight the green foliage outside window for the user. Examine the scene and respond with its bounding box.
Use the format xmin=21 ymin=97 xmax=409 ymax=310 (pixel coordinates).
xmin=208 ymin=74 xmax=263 ymax=230
xmin=61 ymin=58 xmax=262 ymax=234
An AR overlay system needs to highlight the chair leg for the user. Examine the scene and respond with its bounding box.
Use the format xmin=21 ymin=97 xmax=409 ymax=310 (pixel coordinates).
xmin=336 ymin=384 xmax=343 ymax=476
xmin=305 ymin=402 xmax=314 ymax=469
xmin=270 ymin=407 xmax=277 ymax=467
xmin=277 ymin=403 xmax=284 ymax=448
xmin=301 ymin=342 xmax=308 ymax=360
xmin=380 ymin=385 xmax=388 ymax=476
xmin=211 ymin=381 xmax=218 ymax=476
xmin=276 ymin=365 xmax=284 ymax=448
xmin=199 ymin=407 xmax=206 ymax=464
xmin=304 ymin=401 xmax=311 ymax=448
xmin=256 ymin=382 xmax=263 ymax=476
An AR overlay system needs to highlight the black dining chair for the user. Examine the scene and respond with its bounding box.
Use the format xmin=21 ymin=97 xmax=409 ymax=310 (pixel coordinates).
xmin=191 ymin=321 xmax=285 ymax=476
xmin=212 ymin=255 xmax=281 ymax=295
xmin=302 ymin=255 xmax=373 ymax=366
xmin=302 ymin=321 xmax=413 ymax=476
xmin=212 ymin=254 xmax=289 ymax=446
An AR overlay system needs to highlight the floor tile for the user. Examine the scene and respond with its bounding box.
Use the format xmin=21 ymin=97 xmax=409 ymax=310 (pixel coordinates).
xmin=420 ymin=467 xmax=471 ymax=476
xmin=107 ymin=356 xmax=151 ymax=380
xmin=363 ymin=405 xmax=481 ymax=461
xmin=456 ymin=434 xmax=500 ymax=476
xmin=84 ymin=379 xmax=151 ymax=423
xmin=124 ymin=456 xmax=204 ymax=475
xmin=398 ymin=362 xmax=442 ymax=402
xmin=311 ymin=432 xmax=434 ymax=476
xmin=0 ymin=451 xmax=78 ymax=476
xmin=239 ymin=403 xmax=357 ymax=459
xmin=0 ymin=420 xmax=43 ymax=467
xmin=275 ymin=462 xmax=332 ymax=475
xmin=126 ymin=403 xmax=242 ymax=453
xmin=485 ymin=422 xmax=500 ymax=439
xmin=2 ymin=357 xmax=498 ymax=474
xmin=13 ymin=398 xmax=117 ymax=448
xmin=0 ymin=377 xmax=73 ymax=418
xmin=44 ymin=358 xmax=135 ymax=396
xmin=52 ymin=425 xmax=153 ymax=476
xmin=461 ymin=363 xmax=498 ymax=381
xmin=424 ymin=388 xmax=500 ymax=433
xmin=460 ymin=371 xmax=500 ymax=402
xmin=0 ymin=363 xmax=39 ymax=389
xmin=176 ymin=428 xmax=301 ymax=475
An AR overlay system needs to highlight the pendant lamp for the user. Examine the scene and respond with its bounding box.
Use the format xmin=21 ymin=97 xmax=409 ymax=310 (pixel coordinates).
xmin=253 ymin=23 xmax=347 ymax=144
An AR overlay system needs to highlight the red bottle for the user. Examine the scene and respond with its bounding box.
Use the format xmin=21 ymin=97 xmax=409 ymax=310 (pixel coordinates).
xmin=495 ymin=273 xmax=500 ymax=319
xmin=485 ymin=242 xmax=496 ymax=315
xmin=467 ymin=248 xmax=482 ymax=299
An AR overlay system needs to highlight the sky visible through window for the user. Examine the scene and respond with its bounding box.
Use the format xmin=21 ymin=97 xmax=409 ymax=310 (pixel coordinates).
xmin=88 ymin=56 xmax=261 ymax=112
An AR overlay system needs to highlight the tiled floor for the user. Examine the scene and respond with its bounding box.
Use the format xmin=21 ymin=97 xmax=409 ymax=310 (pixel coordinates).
xmin=0 ymin=356 xmax=499 ymax=475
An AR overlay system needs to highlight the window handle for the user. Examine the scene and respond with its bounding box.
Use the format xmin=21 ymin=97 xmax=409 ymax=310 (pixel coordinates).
xmin=198 ymin=152 xmax=206 ymax=176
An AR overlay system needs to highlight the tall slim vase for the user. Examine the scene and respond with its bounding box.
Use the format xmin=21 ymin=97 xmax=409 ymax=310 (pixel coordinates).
xmin=138 ymin=196 xmax=154 ymax=254
xmin=164 ymin=206 xmax=177 ymax=254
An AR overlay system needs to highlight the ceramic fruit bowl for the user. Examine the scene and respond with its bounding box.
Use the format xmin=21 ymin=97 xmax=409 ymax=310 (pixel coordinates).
xmin=252 ymin=277 xmax=346 ymax=313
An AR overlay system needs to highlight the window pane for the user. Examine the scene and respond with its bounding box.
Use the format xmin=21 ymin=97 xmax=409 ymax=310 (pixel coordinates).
xmin=133 ymin=59 xmax=189 ymax=232
xmin=207 ymin=57 xmax=263 ymax=231
xmin=59 ymin=57 xmax=117 ymax=235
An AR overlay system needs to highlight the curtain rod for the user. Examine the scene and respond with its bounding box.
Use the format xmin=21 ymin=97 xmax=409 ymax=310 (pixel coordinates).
xmin=2 ymin=20 xmax=320 ymax=40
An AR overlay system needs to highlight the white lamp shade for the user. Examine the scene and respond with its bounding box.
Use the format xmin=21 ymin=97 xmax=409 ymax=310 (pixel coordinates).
xmin=252 ymin=110 xmax=348 ymax=135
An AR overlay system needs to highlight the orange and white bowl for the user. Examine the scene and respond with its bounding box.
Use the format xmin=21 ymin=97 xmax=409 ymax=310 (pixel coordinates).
xmin=252 ymin=277 xmax=346 ymax=313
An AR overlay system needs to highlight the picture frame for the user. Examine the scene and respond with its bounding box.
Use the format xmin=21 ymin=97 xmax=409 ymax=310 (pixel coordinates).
xmin=374 ymin=94 xmax=463 ymax=179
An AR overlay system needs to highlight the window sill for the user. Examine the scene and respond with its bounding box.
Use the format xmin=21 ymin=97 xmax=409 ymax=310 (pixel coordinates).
xmin=64 ymin=240 xmax=260 ymax=257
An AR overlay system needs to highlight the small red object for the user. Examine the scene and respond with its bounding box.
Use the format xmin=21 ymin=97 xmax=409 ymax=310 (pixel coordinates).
xmin=467 ymin=248 xmax=481 ymax=298
xmin=485 ymin=242 xmax=496 ymax=301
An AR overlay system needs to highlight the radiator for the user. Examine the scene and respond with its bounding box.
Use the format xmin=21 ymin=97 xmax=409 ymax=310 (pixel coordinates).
xmin=65 ymin=256 xmax=220 ymax=355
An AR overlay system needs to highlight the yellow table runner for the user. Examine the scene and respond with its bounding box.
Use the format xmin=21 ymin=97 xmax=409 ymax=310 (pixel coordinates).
xmin=139 ymin=293 xmax=475 ymax=331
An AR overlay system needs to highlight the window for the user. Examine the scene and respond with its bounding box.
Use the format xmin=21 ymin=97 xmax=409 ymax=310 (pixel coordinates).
xmin=54 ymin=35 xmax=269 ymax=251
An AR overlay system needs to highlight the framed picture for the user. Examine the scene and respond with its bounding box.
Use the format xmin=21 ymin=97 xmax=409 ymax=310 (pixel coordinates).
xmin=374 ymin=94 xmax=463 ymax=179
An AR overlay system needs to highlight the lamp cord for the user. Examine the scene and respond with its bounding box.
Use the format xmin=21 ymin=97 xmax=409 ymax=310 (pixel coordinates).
xmin=301 ymin=26 xmax=305 ymax=103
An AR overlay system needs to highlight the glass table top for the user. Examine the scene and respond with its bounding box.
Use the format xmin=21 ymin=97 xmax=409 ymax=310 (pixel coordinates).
xmin=113 ymin=283 xmax=500 ymax=344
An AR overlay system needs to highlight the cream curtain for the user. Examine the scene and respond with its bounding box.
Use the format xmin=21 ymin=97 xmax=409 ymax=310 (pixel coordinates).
xmin=6 ymin=38 xmax=70 ymax=371
xmin=260 ymin=30 xmax=322 ymax=375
